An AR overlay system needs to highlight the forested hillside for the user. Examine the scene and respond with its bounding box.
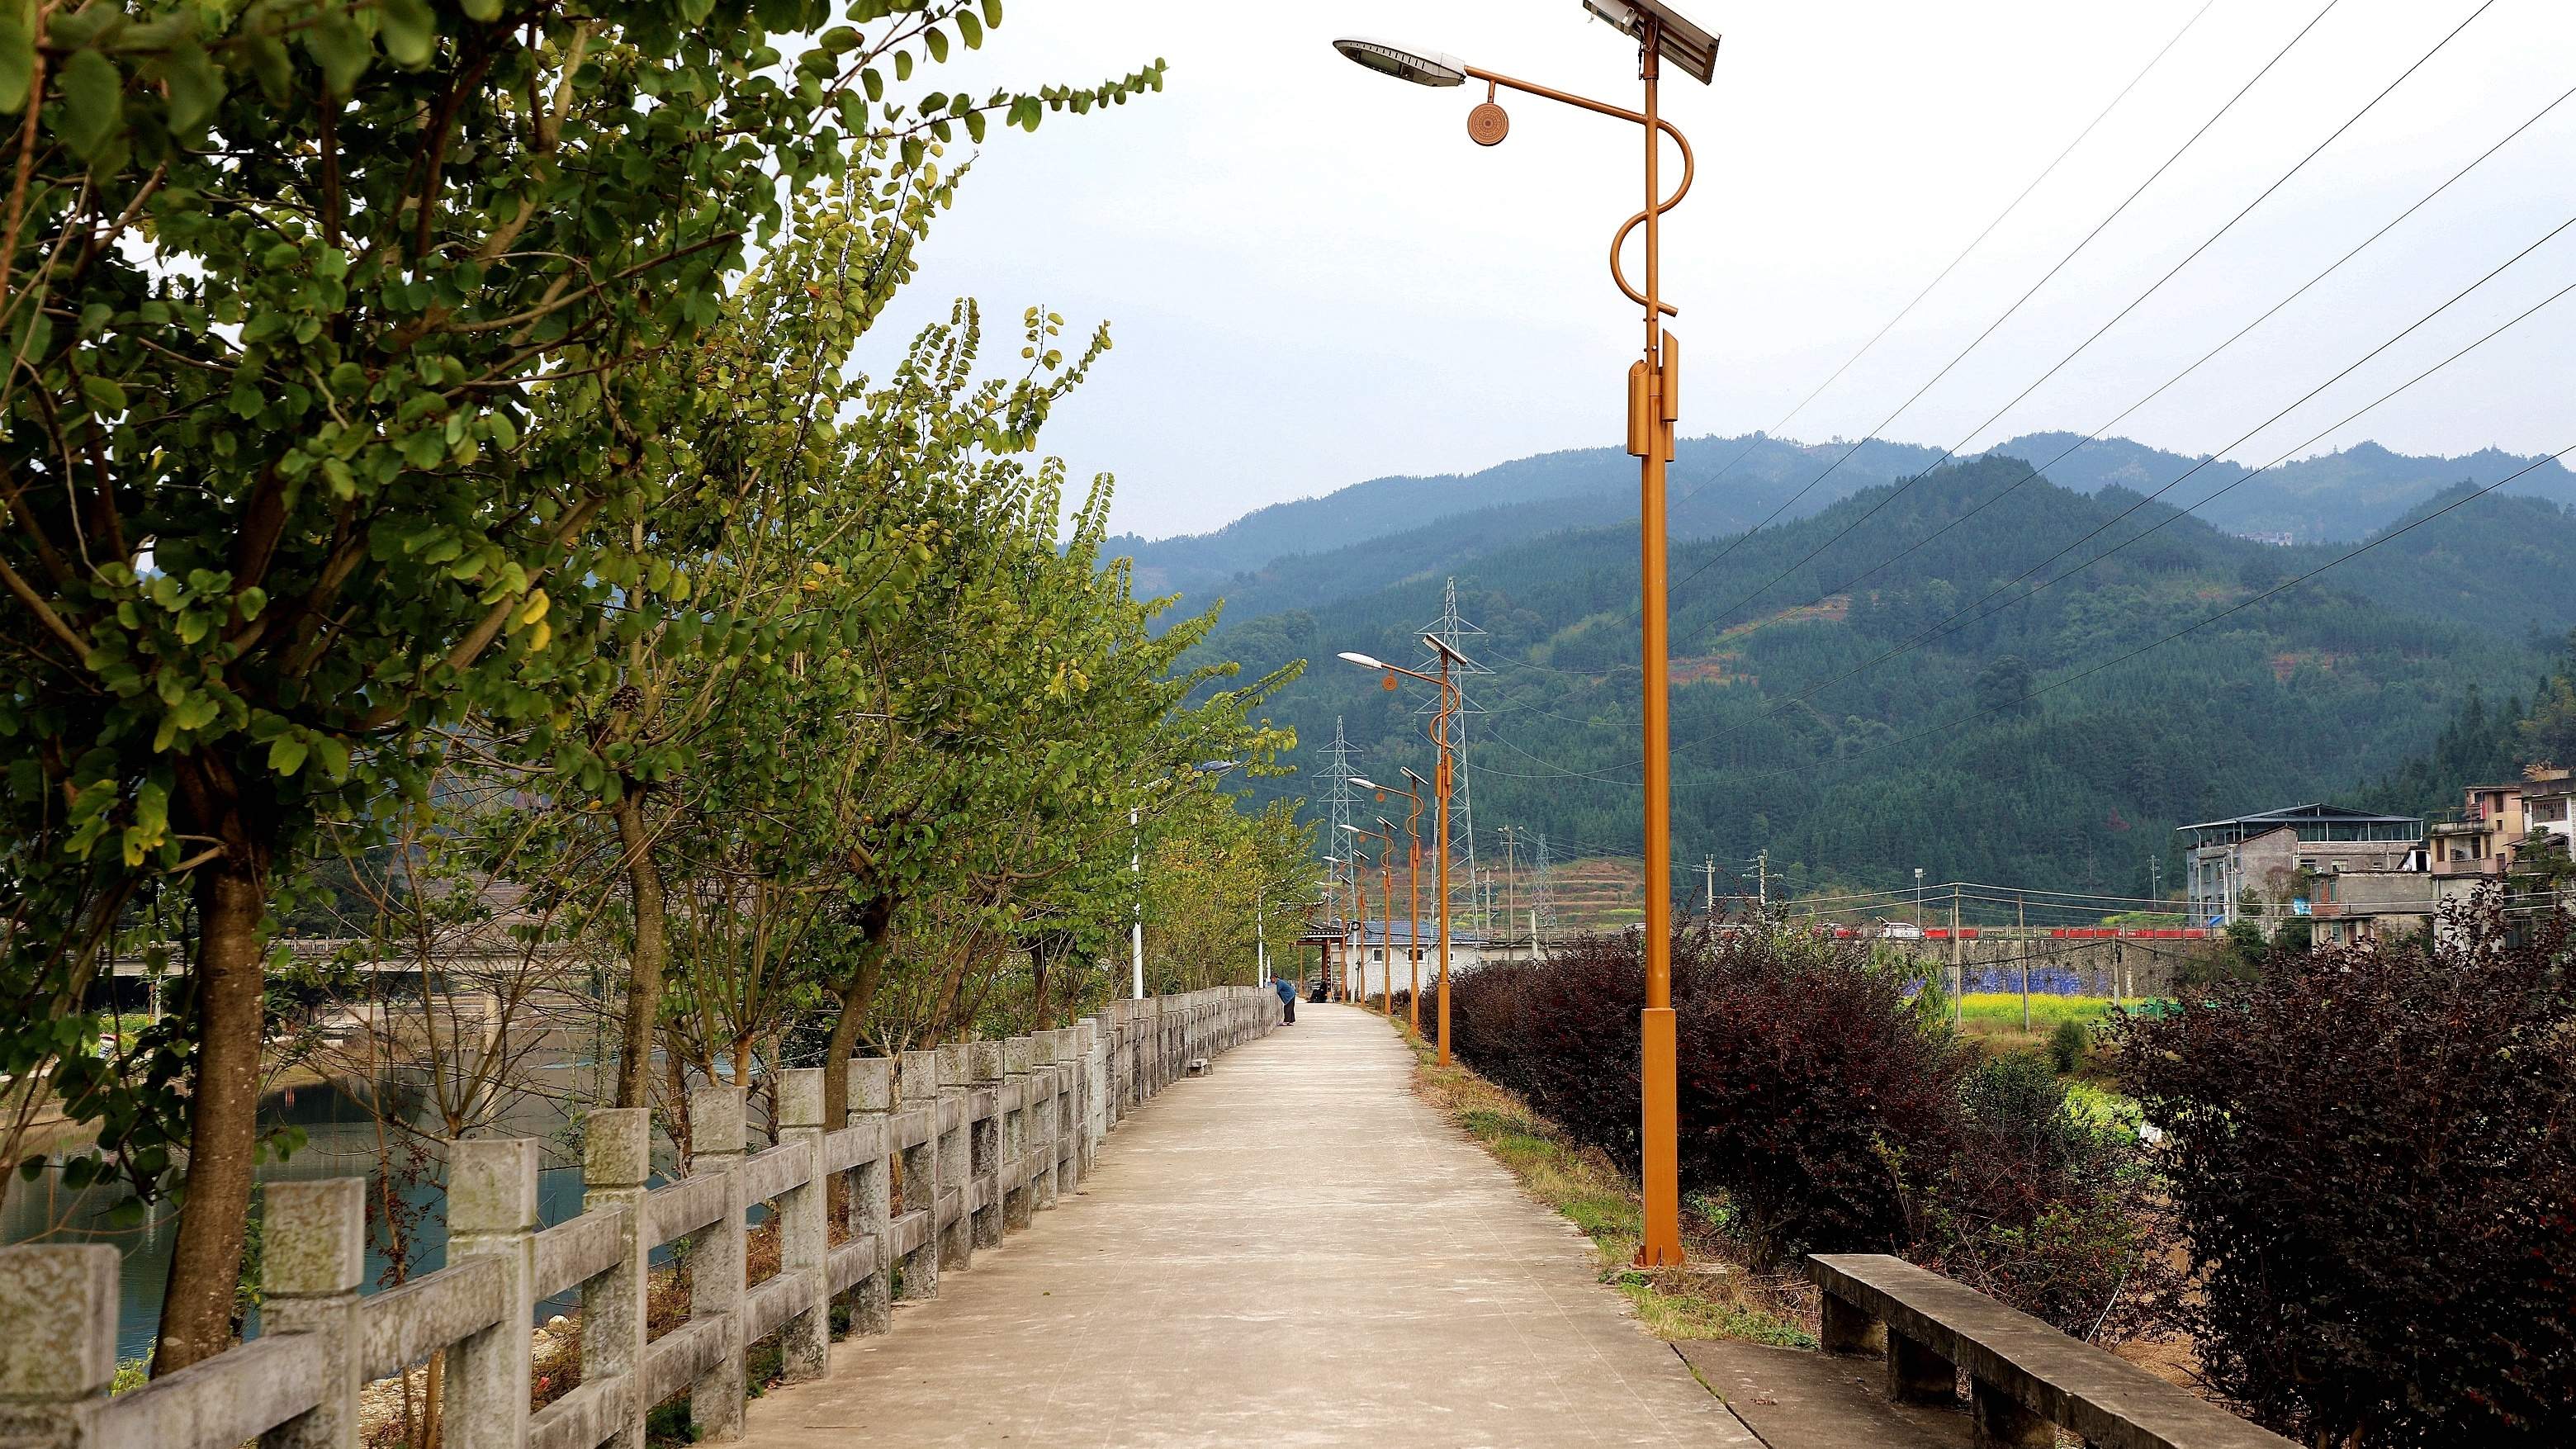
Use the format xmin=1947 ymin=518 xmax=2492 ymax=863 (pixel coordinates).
xmin=1201 ymin=453 xmax=2576 ymax=900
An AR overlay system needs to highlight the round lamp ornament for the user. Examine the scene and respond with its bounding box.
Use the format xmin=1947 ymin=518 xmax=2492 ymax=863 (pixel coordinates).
xmin=1466 ymin=101 xmax=1509 ymax=146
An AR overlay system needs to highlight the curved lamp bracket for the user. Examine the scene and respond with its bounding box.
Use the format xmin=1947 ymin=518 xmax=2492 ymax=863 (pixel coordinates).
xmin=1461 ymin=64 xmax=1693 ymax=318
xmin=1610 ymin=120 xmax=1693 ymax=317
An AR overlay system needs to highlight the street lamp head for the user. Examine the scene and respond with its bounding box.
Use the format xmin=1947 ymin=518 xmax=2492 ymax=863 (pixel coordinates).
xmin=1347 ymin=774 xmax=1381 ymax=792
xmin=1579 ymin=0 xmax=1721 ymax=84
xmin=1338 ymin=651 xmax=1386 ymax=670
xmin=1331 ymin=36 xmax=1469 ymax=88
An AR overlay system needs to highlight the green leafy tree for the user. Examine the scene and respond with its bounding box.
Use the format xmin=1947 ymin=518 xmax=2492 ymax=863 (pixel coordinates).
xmin=0 ymin=0 xmax=1158 ymax=1371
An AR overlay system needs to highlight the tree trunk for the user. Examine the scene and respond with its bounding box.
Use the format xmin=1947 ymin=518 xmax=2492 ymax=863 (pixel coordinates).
xmin=611 ymin=784 xmax=666 ymax=1110
xmin=819 ymin=897 xmax=894 ymax=1128
xmin=152 ymin=765 xmax=273 ymax=1376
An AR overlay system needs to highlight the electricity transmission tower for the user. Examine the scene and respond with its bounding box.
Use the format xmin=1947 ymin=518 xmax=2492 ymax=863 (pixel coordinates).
xmin=1319 ymin=717 xmax=1364 ymax=954
xmin=1417 ymin=579 xmax=1490 ymax=935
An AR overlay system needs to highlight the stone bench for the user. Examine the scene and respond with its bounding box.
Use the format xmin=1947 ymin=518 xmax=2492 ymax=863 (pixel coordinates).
xmin=1809 ymin=1253 xmax=2293 ymax=1449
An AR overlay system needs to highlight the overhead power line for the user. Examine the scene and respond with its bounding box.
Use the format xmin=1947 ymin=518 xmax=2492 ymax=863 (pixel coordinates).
xmin=1648 ymin=207 xmax=2576 ymax=768
xmin=1456 ymin=64 xmax=2570 ymax=706
xmin=1667 ymin=0 xmax=2223 ymax=528
xmin=1679 ymin=0 xmax=2496 ymax=628
xmin=1661 ymin=0 xmax=2351 ymax=605
xmin=1767 ymin=73 xmax=2576 ymax=624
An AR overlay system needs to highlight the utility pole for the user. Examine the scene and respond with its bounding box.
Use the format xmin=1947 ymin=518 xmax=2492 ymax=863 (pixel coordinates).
xmin=1755 ymin=849 xmax=1769 ymax=918
xmin=1130 ymin=806 xmax=1145 ymax=1000
xmin=1951 ymin=883 xmax=1963 ymax=1025
xmin=1703 ymin=856 xmax=1717 ymax=920
xmin=1532 ymin=832 xmax=1556 ymax=942
xmin=2018 ymin=893 xmax=2029 ymax=1033
xmin=1501 ymin=825 xmax=1520 ymax=960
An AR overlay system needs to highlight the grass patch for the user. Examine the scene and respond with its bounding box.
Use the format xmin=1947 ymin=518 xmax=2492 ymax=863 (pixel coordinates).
xmin=1403 ymin=1029 xmax=1816 ymax=1350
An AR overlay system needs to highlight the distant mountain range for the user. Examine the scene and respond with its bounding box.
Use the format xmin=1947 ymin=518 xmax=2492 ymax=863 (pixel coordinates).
xmin=1116 ymin=434 xmax=2575 ymax=626
xmin=1176 ymin=443 xmax=2576 ymax=902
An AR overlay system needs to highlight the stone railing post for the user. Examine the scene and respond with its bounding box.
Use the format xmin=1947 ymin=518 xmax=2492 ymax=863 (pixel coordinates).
xmin=1078 ymin=1019 xmax=1104 ymax=1176
xmin=0 ymin=1245 xmax=119 ymax=1449
xmin=775 ymin=1068 xmax=830 ymax=1384
xmin=1101 ymin=1006 xmax=1124 ymax=1128
xmin=581 ymin=1109 xmax=651 ymax=1449
xmin=848 ymin=1057 xmax=894 ymax=1335
xmin=1002 ymin=1037 xmax=1035 ymax=1230
xmin=1031 ymin=1030 xmax=1065 ymax=1210
xmin=446 ymin=1138 xmax=538 ymax=1449
xmin=897 ymin=1049 xmax=941 ymax=1302
xmin=933 ymin=1044 xmax=973 ymax=1272
xmin=259 ymin=1179 xmax=365 ymax=1449
xmin=965 ymin=1041 xmax=1004 ymax=1251
xmin=1116 ymin=1002 xmax=1136 ymax=1116
xmin=689 ymin=1084 xmax=748 ymax=1442
xmin=1138 ymin=999 xmax=1157 ymax=1104
xmin=1144 ymin=999 xmax=1161 ymax=1099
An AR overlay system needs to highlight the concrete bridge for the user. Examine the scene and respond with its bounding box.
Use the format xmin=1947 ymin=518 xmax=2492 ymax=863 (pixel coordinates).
xmin=2 ymin=994 xmax=2285 ymax=1449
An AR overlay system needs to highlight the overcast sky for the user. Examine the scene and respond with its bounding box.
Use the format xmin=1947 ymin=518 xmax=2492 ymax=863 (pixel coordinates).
xmin=857 ymin=0 xmax=2576 ymax=541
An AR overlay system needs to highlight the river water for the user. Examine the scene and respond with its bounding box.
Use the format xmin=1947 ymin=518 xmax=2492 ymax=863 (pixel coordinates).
xmin=3 ymin=1063 xmax=603 ymax=1366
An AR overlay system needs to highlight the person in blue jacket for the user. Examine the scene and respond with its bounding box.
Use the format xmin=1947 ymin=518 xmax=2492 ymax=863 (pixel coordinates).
xmin=1273 ymin=973 xmax=1297 ymax=1025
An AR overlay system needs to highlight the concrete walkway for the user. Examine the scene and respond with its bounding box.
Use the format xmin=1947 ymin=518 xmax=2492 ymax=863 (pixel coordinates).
xmin=736 ymin=1003 xmax=1756 ymax=1448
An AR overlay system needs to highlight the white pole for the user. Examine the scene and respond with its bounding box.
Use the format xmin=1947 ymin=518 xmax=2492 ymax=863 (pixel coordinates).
xmin=1131 ymin=806 xmax=1145 ymax=1000
xmin=1255 ymin=883 xmax=1268 ymax=986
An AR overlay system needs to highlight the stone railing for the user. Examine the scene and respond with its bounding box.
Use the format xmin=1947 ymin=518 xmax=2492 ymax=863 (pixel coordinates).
xmin=0 ymin=986 xmax=1277 ymax=1449
xmin=1811 ymin=1253 xmax=2294 ymax=1448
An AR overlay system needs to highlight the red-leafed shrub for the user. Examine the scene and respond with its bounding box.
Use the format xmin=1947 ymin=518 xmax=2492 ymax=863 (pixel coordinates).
xmin=1442 ymin=925 xmax=2173 ymax=1338
xmin=2110 ymin=900 xmax=2576 ymax=1447
xmin=1447 ymin=926 xmax=1970 ymax=1267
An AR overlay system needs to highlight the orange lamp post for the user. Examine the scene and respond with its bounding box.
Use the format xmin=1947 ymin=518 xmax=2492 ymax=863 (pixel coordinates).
xmin=1333 ymin=1 xmax=1714 ymax=1267
xmin=1375 ymin=818 xmax=1402 ymax=1016
xmin=1352 ymin=769 xmax=1430 ymax=1034
xmin=1340 ymin=822 xmax=1395 ymax=1014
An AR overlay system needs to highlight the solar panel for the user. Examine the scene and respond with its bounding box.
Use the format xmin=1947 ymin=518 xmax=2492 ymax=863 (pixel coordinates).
xmin=1581 ymin=0 xmax=1721 ymax=83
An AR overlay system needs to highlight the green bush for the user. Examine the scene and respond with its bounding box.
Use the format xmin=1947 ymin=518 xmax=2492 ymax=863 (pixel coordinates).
xmin=2048 ymin=1016 xmax=2088 ymax=1074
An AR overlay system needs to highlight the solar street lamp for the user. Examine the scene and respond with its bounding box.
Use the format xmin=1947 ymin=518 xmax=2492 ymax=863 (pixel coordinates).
xmin=1353 ymin=771 xmax=1431 ymax=1035
xmin=1333 ymin=0 xmax=1717 ymax=1268
xmin=1341 ymin=640 xmax=1476 ymax=1065
xmin=1339 ymin=822 xmax=1394 ymax=1010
